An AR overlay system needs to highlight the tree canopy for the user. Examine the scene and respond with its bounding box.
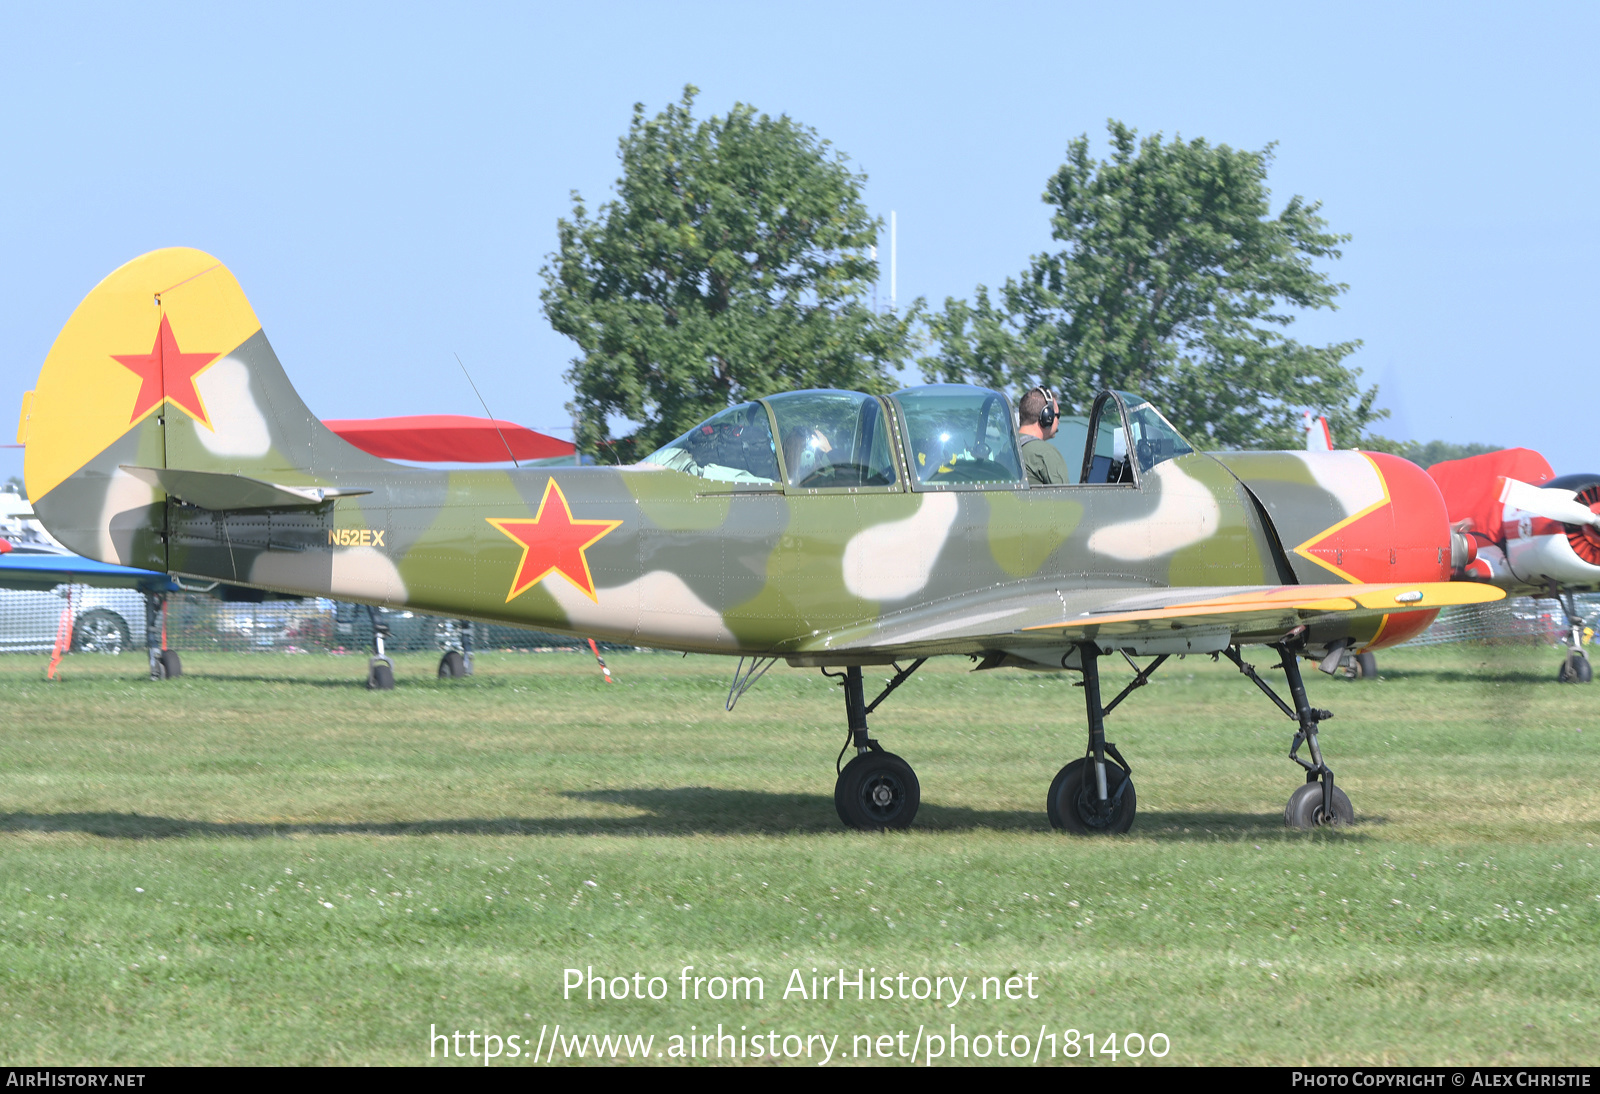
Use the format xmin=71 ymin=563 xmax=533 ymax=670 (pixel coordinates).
xmin=541 ymin=86 xmax=915 ymax=459
xmin=920 ymin=121 xmax=1381 ymax=449
xmin=1359 ymin=437 xmax=1503 ymax=468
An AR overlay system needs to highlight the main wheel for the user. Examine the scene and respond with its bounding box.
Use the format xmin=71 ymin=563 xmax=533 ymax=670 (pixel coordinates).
xmin=72 ymin=610 xmax=130 ymax=655
xmin=1048 ymin=757 xmax=1137 ymax=834
xmin=1355 ymin=651 xmax=1377 ymax=679
xmin=1284 ymin=780 xmax=1354 ymax=828
xmin=1557 ymin=655 xmax=1592 ymax=683
xmin=834 ymin=751 xmax=920 ymax=830
xmin=367 ymin=662 xmax=395 ymax=691
xmin=159 ymin=650 xmax=182 ymax=679
xmin=438 ymin=650 xmax=466 ymax=678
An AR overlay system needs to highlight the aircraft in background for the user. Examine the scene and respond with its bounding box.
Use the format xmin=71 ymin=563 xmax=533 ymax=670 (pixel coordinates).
xmin=18 ymin=249 xmax=1499 ymax=834
xmin=1427 ymin=449 xmax=1600 ymax=682
xmin=1304 ymin=416 xmax=1600 ymax=683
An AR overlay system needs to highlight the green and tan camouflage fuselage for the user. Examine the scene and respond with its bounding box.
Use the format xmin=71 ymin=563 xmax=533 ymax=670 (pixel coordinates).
xmin=20 ymin=249 xmax=1500 ymax=667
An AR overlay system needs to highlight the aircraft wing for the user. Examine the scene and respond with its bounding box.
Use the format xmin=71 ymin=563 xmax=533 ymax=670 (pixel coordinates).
xmin=794 ymin=581 xmax=1504 ymax=662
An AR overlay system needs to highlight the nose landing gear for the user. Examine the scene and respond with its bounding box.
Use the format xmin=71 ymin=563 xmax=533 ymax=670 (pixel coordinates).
xmin=1225 ymin=643 xmax=1353 ymax=829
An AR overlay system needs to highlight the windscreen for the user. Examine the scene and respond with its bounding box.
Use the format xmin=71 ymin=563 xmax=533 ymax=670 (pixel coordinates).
xmin=892 ymin=385 xmax=1024 ymax=487
xmin=765 ymin=390 xmax=896 ymax=488
xmin=640 ymin=403 xmax=780 ymax=483
xmin=1115 ymin=391 xmax=1195 ymax=473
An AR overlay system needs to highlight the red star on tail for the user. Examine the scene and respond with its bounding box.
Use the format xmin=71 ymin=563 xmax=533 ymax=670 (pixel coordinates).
xmin=112 ymin=314 xmax=222 ymax=428
xmin=488 ymin=479 xmax=622 ymax=603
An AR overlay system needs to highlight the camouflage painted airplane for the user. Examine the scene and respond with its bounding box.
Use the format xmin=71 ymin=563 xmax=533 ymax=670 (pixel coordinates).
xmin=18 ymin=248 xmax=1501 ymax=834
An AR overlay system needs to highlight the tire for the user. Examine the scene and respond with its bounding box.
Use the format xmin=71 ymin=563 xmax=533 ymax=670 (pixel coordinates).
xmin=1356 ymin=652 xmax=1377 ymax=679
xmin=367 ymin=662 xmax=395 ymax=691
xmin=1049 ymin=757 xmax=1137 ymax=835
xmin=1557 ymin=656 xmax=1593 ymax=683
xmin=1284 ymin=781 xmax=1354 ymax=828
xmin=438 ymin=650 xmax=465 ymax=679
xmin=72 ymin=610 xmax=130 ymax=655
xmin=834 ymin=751 xmax=920 ymax=830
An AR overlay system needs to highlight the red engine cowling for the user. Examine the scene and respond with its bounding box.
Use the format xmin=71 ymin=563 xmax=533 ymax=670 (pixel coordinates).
xmin=1215 ymin=449 xmax=1459 ymax=647
xmin=1341 ymin=453 xmax=1452 ymax=647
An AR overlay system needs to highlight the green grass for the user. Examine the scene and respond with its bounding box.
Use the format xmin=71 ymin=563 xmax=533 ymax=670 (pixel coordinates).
xmin=1 ymin=644 xmax=1597 ymax=1065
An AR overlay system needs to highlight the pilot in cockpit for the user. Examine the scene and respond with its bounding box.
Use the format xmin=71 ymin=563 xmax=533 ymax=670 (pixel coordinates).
xmin=1016 ymin=387 xmax=1071 ymax=486
xmin=782 ymin=426 xmax=834 ymax=486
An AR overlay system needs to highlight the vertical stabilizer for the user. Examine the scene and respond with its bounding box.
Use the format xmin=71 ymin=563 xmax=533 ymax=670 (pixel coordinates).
xmin=24 ymin=248 xmax=385 ymax=569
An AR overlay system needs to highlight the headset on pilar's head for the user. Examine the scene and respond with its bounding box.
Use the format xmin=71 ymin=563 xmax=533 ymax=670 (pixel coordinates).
xmin=1031 ymin=387 xmax=1057 ymax=431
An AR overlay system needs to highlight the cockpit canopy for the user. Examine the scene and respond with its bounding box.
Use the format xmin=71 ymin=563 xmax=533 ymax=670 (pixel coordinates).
xmin=1070 ymin=390 xmax=1196 ymax=485
xmin=639 ymin=389 xmax=897 ymax=488
xmin=639 ymin=384 xmax=1195 ymax=488
xmin=891 ymin=384 xmax=1025 ymax=486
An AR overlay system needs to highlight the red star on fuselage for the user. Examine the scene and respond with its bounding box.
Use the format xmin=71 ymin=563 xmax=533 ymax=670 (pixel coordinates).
xmin=111 ymin=314 xmax=222 ymax=429
xmin=488 ymin=479 xmax=622 ymax=603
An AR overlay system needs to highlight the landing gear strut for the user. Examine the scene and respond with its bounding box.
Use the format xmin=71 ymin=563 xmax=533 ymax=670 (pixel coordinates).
xmin=439 ymin=619 xmax=474 ymax=679
xmin=143 ymin=591 xmax=181 ymax=681
xmin=827 ymin=662 xmax=924 ymax=830
xmin=1048 ymin=644 xmax=1139 ymax=834
xmin=1225 ymin=644 xmax=1353 ymax=828
xmin=1556 ymin=590 xmax=1592 ymax=684
xmin=365 ymin=605 xmax=395 ymax=690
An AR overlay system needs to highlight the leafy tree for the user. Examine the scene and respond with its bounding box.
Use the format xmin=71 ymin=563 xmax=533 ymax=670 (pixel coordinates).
xmin=542 ymin=86 xmax=916 ymax=459
xmin=921 ymin=121 xmax=1381 ymax=449
xmin=1360 ymin=437 xmax=1503 ymax=468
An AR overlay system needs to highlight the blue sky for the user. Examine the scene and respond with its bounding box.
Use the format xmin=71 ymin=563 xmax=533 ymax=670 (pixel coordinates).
xmin=3 ymin=1 xmax=1595 ymax=483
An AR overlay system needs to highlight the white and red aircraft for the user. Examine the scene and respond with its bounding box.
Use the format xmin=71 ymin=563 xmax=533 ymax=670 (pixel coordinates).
xmin=1301 ymin=417 xmax=1600 ymax=682
xmin=1427 ymin=448 xmax=1600 ymax=681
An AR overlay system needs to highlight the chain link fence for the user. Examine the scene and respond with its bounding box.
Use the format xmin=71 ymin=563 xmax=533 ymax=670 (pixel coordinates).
xmin=0 ymin=588 xmax=624 ymax=655
xmin=1400 ymin=593 xmax=1599 ymax=648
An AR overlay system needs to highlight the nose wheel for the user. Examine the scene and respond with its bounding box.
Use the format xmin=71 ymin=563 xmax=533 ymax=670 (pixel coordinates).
xmin=1284 ymin=779 xmax=1353 ymax=827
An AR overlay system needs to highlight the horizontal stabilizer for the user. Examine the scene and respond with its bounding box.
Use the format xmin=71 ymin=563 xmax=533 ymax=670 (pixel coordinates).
xmin=120 ymin=466 xmax=371 ymax=510
xmin=0 ymin=549 xmax=177 ymax=592
xmin=1499 ymin=477 xmax=1600 ymax=528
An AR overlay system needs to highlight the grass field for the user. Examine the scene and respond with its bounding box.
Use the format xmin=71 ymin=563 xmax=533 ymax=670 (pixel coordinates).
xmin=0 ymin=643 xmax=1596 ymax=1066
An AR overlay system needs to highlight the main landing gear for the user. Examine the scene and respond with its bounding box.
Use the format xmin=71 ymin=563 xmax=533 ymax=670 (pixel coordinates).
xmin=826 ymin=662 xmax=925 ymax=830
xmin=438 ymin=619 xmax=474 ymax=679
xmin=1047 ymin=645 xmax=1144 ymax=834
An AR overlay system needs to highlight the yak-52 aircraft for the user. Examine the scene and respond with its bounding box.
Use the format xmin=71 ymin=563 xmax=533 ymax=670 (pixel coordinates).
xmin=18 ymin=249 xmax=1500 ymax=833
